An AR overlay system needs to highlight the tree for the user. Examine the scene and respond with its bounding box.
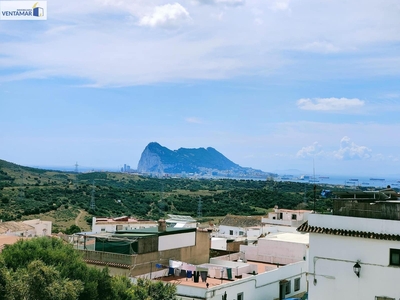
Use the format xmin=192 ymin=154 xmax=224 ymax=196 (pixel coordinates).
xmin=0 ymin=237 xmax=106 ymax=300
xmin=64 ymin=224 xmax=81 ymax=235
xmin=0 ymin=237 xmax=178 ymax=300
xmin=128 ymin=278 xmax=177 ymax=300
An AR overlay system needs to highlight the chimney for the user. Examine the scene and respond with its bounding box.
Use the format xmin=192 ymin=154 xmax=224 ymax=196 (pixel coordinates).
xmin=158 ymin=219 xmax=166 ymax=232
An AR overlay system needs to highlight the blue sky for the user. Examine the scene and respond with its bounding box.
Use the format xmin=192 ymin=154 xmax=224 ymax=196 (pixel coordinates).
xmin=1 ymin=0 xmax=400 ymax=176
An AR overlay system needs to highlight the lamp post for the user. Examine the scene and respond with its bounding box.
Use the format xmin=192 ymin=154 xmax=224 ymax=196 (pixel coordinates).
xmin=353 ymin=261 xmax=361 ymax=278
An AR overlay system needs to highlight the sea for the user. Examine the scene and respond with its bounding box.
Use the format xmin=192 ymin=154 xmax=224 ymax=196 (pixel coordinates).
xmin=275 ymin=174 xmax=400 ymax=189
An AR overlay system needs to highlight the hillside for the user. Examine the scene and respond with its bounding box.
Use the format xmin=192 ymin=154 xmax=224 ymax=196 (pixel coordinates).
xmin=0 ymin=159 xmax=334 ymax=232
xmin=137 ymin=142 xmax=274 ymax=177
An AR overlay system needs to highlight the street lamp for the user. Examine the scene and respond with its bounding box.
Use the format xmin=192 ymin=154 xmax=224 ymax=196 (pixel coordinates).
xmin=353 ymin=261 xmax=361 ymax=278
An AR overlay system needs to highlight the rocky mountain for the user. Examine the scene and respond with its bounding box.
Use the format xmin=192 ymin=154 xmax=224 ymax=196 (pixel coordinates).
xmin=137 ymin=142 xmax=274 ymax=178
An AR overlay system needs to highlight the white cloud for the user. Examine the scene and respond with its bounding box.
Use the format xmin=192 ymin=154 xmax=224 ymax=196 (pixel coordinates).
xmin=139 ymin=3 xmax=190 ymax=28
xmin=194 ymin=0 xmax=245 ymax=6
xmin=296 ymin=142 xmax=323 ymax=158
xmin=1 ymin=0 xmax=400 ymax=86
xmin=185 ymin=117 xmax=203 ymax=124
xmin=334 ymin=136 xmax=372 ymax=160
xmin=269 ymin=0 xmax=290 ymax=12
xmin=299 ymin=41 xmax=341 ymax=53
xmin=297 ymin=98 xmax=365 ymax=111
xmin=381 ymin=93 xmax=400 ymax=99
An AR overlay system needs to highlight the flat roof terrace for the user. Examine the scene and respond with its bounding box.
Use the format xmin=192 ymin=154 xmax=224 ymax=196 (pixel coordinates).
xmin=158 ymin=260 xmax=279 ymax=288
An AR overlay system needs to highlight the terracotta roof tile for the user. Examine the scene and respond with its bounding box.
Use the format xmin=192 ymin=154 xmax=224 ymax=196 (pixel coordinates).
xmin=297 ymin=221 xmax=400 ymax=241
xmin=219 ymin=215 xmax=262 ymax=227
xmin=84 ymin=259 xmax=131 ymax=269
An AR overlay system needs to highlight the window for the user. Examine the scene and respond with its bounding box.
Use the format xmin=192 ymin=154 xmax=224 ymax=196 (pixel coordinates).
xmin=239 ymin=231 xmax=244 ymax=236
xmin=291 ymin=214 xmax=297 ymax=220
xmin=101 ymin=228 xmax=105 ymax=232
xmin=229 ymin=230 xmax=233 ymax=235
xmin=285 ymin=280 xmax=291 ymax=294
xmin=237 ymin=292 xmax=244 ymax=300
xmin=116 ymin=225 xmax=123 ymax=230
xmin=389 ymin=249 xmax=400 ymax=266
xmin=294 ymin=278 xmax=300 ymax=291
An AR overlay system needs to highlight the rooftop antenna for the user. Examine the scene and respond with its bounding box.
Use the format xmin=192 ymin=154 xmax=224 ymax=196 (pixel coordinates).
xmin=90 ymin=180 xmax=96 ymax=211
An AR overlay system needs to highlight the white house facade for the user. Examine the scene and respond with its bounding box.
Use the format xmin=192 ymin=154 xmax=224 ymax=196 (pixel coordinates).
xmin=299 ymin=213 xmax=400 ymax=300
xmin=91 ymin=216 xmax=157 ymax=233
xmin=218 ymin=215 xmax=262 ymax=239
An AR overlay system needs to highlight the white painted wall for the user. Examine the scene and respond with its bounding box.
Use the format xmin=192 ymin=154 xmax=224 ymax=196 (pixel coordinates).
xmin=91 ymin=217 xmax=157 ymax=233
xmin=176 ymin=261 xmax=307 ymax=300
xmin=211 ymin=238 xmax=227 ymax=251
xmin=23 ymin=219 xmax=52 ymax=236
xmin=159 ymin=232 xmax=196 ymax=251
xmin=308 ymin=214 xmax=400 ymax=300
xmin=218 ymin=225 xmax=261 ymax=238
xmin=241 ymin=234 xmax=308 ymax=265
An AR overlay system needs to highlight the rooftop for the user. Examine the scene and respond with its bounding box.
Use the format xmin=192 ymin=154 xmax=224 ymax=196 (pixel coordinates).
xmin=263 ymin=232 xmax=309 ymax=244
xmin=158 ymin=260 xmax=279 ymax=288
xmin=0 ymin=236 xmax=27 ymax=252
xmin=114 ymin=226 xmax=197 ymax=237
xmin=297 ymin=214 xmax=400 ymax=240
xmin=166 ymin=214 xmax=197 ymax=222
xmin=0 ymin=221 xmax=34 ymax=234
xmin=94 ymin=216 xmax=157 ymax=224
xmin=219 ymin=215 xmax=263 ymax=227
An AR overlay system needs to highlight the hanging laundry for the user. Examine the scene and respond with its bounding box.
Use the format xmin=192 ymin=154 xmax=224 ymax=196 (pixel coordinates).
xmin=194 ymin=271 xmax=199 ymax=283
xmin=200 ymin=271 xmax=208 ymax=282
xmin=168 ymin=267 xmax=174 ymax=276
xmin=187 ymin=270 xmax=193 ymax=279
xmin=155 ymin=263 xmax=163 ymax=269
xmin=169 ymin=260 xmax=183 ymax=268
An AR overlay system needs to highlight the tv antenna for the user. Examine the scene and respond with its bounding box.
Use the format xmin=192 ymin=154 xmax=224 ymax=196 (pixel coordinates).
xmin=74 ymin=162 xmax=79 ymax=173
xmin=90 ymin=180 xmax=96 ymax=211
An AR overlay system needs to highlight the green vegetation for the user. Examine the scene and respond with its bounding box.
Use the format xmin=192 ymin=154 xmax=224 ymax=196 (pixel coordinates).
xmin=0 ymin=237 xmax=177 ymax=300
xmin=0 ymin=159 xmax=340 ymax=231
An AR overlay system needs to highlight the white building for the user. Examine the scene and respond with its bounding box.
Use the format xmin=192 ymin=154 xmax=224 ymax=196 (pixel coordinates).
xmin=91 ymin=216 xmax=157 ymax=233
xmin=148 ymin=229 xmax=309 ymax=300
xmin=165 ymin=214 xmax=197 ymax=228
xmin=22 ymin=219 xmax=52 ymax=236
xmin=298 ymin=213 xmax=400 ymax=300
xmin=241 ymin=232 xmax=309 ymax=265
xmin=262 ymin=207 xmax=312 ymax=228
xmin=218 ymin=215 xmax=262 ymax=239
xmin=0 ymin=219 xmax=52 ymax=237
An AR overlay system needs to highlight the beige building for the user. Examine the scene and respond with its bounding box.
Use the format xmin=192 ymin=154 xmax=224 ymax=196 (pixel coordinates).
xmin=0 ymin=219 xmax=52 ymax=237
xmin=78 ymin=220 xmax=210 ymax=277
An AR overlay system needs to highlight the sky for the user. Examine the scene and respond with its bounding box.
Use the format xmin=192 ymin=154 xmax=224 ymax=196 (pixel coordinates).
xmin=1 ymin=0 xmax=400 ymax=176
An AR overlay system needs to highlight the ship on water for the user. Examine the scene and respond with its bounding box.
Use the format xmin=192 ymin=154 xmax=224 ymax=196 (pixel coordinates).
xmin=370 ymin=178 xmax=385 ymax=181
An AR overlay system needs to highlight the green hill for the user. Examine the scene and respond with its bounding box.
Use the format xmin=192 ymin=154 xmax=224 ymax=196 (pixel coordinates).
xmin=0 ymin=159 xmax=333 ymax=232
